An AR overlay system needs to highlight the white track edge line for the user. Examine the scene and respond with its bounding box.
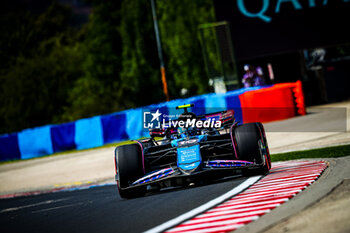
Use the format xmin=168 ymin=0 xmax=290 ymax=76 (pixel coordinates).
xmin=143 ymin=176 xmax=261 ymax=233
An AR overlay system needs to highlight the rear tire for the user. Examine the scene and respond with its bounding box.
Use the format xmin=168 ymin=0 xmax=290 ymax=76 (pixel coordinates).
xmin=115 ymin=144 xmax=146 ymax=198
xmin=233 ymin=123 xmax=270 ymax=176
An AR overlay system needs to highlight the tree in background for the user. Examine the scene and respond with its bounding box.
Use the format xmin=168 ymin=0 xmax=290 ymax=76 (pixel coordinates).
xmin=0 ymin=0 xmax=215 ymax=134
xmin=0 ymin=2 xmax=84 ymax=134
xmin=61 ymin=0 xmax=124 ymax=122
xmin=119 ymin=0 xmax=164 ymax=107
xmin=64 ymin=0 xmax=215 ymax=115
xmin=157 ymin=0 xmax=215 ymax=98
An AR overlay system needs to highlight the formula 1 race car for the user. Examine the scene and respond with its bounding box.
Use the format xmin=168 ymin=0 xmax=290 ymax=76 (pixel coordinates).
xmin=114 ymin=104 xmax=271 ymax=198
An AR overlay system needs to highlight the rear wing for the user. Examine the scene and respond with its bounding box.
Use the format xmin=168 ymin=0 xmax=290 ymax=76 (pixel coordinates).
xmin=198 ymin=109 xmax=235 ymax=126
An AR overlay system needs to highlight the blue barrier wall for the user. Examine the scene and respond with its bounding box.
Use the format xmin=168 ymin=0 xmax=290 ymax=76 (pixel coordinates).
xmin=0 ymin=86 xmax=269 ymax=161
xmin=0 ymin=133 xmax=21 ymax=161
xmin=75 ymin=116 xmax=104 ymax=150
xmin=125 ymin=109 xmax=143 ymax=139
xmin=51 ymin=122 xmax=76 ymax=153
xmin=18 ymin=125 xmax=54 ymax=160
xmin=101 ymin=113 xmax=128 ymax=144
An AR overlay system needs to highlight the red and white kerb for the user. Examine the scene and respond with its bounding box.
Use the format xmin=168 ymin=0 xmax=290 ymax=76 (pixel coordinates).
xmin=165 ymin=160 xmax=327 ymax=233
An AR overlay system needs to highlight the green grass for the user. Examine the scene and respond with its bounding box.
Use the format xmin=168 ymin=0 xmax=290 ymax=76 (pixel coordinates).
xmin=271 ymin=144 xmax=350 ymax=162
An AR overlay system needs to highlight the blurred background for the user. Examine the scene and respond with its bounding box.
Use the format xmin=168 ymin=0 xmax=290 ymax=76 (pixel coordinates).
xmin=1 ymin=0 xmax=349 ymax=135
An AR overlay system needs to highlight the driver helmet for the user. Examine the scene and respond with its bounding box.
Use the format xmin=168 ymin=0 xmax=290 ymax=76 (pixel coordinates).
xmin=178 ymin=112 xmax=196 ymax=122
xmin=178 ymin=112 xmax=197 ymax=137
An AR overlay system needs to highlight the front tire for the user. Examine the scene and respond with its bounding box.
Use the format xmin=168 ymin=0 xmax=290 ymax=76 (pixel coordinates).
xmin=233 ymin=123 xmax=270 ymax=175
xmin=115 ymin=144 xmax=146 ymax=198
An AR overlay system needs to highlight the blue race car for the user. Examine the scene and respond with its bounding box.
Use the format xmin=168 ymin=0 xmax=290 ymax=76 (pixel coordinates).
xmin=114 ymin=104 xmax=271 ymax=198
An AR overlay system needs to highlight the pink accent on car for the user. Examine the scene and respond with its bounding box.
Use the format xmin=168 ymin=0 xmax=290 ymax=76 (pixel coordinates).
xmin=134 ymin=140 xmax=146 ymax=174
xmin=256 ymin=123 xmax=271 ymax=170
xmin=230 ymin=123 xmax=239 ymax=159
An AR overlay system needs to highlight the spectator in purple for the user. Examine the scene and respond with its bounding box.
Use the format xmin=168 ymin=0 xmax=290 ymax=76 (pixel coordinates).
xmin=254 ymin=66 xmax=266 ymax=86
xmin=242 ymin=64 xmax=266 ymax=87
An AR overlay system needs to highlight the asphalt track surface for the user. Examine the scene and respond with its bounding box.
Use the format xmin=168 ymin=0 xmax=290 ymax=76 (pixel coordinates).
xmin=1 ymin=101 xmax=349 ymax=233
xmin=0 ymin=176 xmax=248 ymax=233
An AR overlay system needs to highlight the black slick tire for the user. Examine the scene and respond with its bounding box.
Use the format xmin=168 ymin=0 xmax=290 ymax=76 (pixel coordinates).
xmin=115 ymin=144 xmax=146 ymax=198
xmin=233 ymin=123 xmax=270 ymax=176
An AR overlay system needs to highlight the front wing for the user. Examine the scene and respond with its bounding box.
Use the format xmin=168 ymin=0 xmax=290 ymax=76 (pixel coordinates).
xmin=118 ymin=160 xmax=264 ymax=191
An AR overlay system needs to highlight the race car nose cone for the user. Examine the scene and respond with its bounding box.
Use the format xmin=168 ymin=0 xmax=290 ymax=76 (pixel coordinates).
xmin=177 ymin=144 xmax=202 ymax=174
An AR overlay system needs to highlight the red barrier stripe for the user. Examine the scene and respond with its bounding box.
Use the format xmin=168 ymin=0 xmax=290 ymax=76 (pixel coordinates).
xmin=167 ymin=224 xmax=245 ymax=233
xmin=256 ymin=175 xmax=319 ymax=184
xmin=166 ymin=216 xmax=257 ymax=233
xmin=190 ymin=209 xmax=267 ymax=223
xmin=232 ymin=189 xmax=302 ymax=200
xmin=252 ymin=178 xmax=317 ymax=188
xmin=245 ymin=181 xmax=313 ymax=192
xmin=206 ymin=198 xmax=290 ymax=214
xmin=239 ymin=85 xmax=296 ymax=123
xmin=197 ymin=205 xmax=279 ymax=219
xmin=165 ymin=161 xmax=327 ymax=233
xmin=219 ymin=193 xmax=297 ymax=207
